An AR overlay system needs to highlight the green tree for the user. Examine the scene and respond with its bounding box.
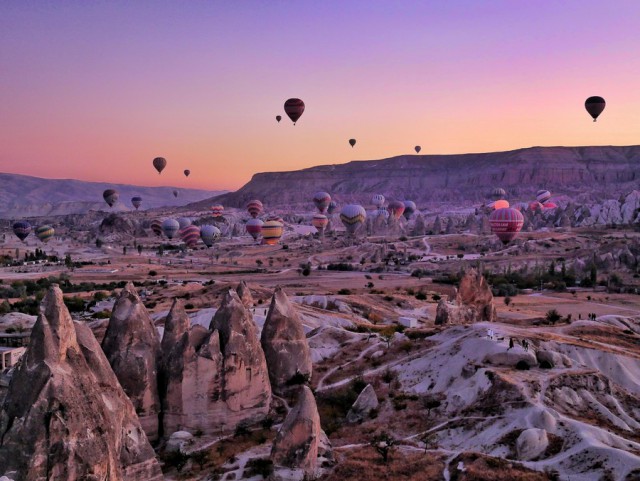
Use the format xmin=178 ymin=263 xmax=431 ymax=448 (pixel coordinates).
xmin=371 ymin=432 xmax=396 ymax=463
xmin=546 ymin=309 xmax=561 ymax=325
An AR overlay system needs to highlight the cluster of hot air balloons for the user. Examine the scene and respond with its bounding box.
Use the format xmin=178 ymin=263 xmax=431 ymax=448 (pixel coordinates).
xmin=276 ymin=99 xmax=305 ymax=125
xmin=154 ymin=217 xmax=220 ymax=249
xmin=243 ymin=200 xmax=284 ymax=245
xmin=11 ymin=221 xmax=55 ymax=244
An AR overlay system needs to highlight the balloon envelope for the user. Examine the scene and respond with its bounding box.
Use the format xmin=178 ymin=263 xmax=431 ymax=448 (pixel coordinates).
xmin=313 ymin=191 xmax=331 ymax=213
xmin=403 ymin=200 xmax=416 ymax=220
xmin=184 ymin=169 xmax=190 ymax=177
xmin=489 ymin=208 xmax=524 ymax=245
xmin=35 ymin=225 xmax=54 ymax=243
xmin=340 ymin=204 xmax=367 ymax=235
xmin=585 ymin=96 xmax=605 ymax=121
xmin=542 ymin=202 xmax=558 ymax=210
xmin=103 ymin=189 xmax=119 ymax=207
xmin=200 ymin=225 xmax=221 ymax=247
xmin=179 ymin=225 xmax=200 ymax=248
xmin=153 ymin=157 xmax=167 ymax=174
xmin=13 ymin=221 xmax=32 ymax=241
xmin=371 ymin=194 xmax=385 ymax=208
xmin=327 ymin=201 xmax=338 ymax=215
xmin=491 ymin=187 xmax=506 ymax=200
xmin=210 ymin=204 xmax=224 ymax=217
xmin=177 ymin=217 xmax=192 ymax=230
xmin=262 ymin=220 xmax=283 ymax=245
xmin=349 ymin=138 xmax=356 ymax=147
xmin=312 ymin=214 xmax=329 ymax=235
xmin=247 ymin=199 xmax=263 ymax=218
xmin=493 ymin=199 xmax=510 ymax=210
xmin=150 ymin=219 xmax=163 ymax=236
xmin=536 ymin=190 xmax=551 ymax=203
xmin=276 ymin=115 xmax=282 ymax=123
xmin=415 ymin=146 xmax=421 ymax=153
xmin=284 ymin=98 xmax=305 ymax=124
xmin=246 ymin=218 xmax=264 ymax=240
xmin=388 ymin=200 xmax=406 ymax=221
xmin=162 ymin=219 xmax=180 ymax=239
xmin=131 ymin=196 xmax=142 ymax=210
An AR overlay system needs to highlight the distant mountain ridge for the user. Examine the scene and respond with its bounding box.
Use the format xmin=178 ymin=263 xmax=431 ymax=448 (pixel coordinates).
xmin=199 ymin=145 xmax=640 ymax=210
xmin=0 ymin=172 xmax=225 ymax=219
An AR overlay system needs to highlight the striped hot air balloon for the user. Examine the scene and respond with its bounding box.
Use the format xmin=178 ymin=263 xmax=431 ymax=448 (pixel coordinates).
xmin=266 ymin=214 xmax=284 ymax=224
xmin=179 ymin=224 xmax=201 ymax=248
xmin=35 ymin=225 xmax=55 ymax=243
xmin=312 ymin=214 xmax=329 ymax=236
xmin=536 ymin=190 xmax=551 ymax=204
xmin=340 ymin=204 xmax=367 ymax=235
xmin=246 ymin=218 xmax=264 ymax=240
xmin=177 ymin=217 xmax=192 ymax=230
xmin=284 ymin=98 xmax=305 ymax=124
xmin=162 ymin=219 xmax=180 ymax=239
xmin=210 ymin=204 xmax=224 ymax=217
xmin=377 ymin=207 xmax=389 ymax=219
xmin=262 ymin=220 xmax=283 ymax=245
xmin=131 ymin=196 xmax=142 ymax=210
xmin=200 ymin=225 xmax=221 ymax=247
xmin=103 ymin=189 xmax=119 ymax=207
xmin=403 ymin=200 xmax=416 ymax=220
xmin=489 ymin=208 xmax=524 ymax=245
xmin=491 ymin=187 xmax=506 ymax=201
xmin=388 ymin=200 xmax=406 ymax=221
xmin=313 ymin=191 xmax=331 ymax=213
xmin=371 ymin=194 xmax=385 ymax=208
xmin=247 ymin=200 xmax=263 ymax=218
xmin=150 ymin=219 xmax=163 ymax=236
xmin=12 ymin=221 xmax=32 ymax=242
xmin=327 ymin=201 xmax=338 ymax=215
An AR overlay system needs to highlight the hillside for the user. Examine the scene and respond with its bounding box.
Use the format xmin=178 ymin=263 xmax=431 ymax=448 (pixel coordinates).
xmin=198 ymin=145 xmax=640 ymax=209
xmin=0 ymin=173 xmax=225 ymax=219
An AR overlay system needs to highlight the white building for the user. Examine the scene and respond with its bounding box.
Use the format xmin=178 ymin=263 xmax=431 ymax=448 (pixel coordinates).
xmin=398 ymin=316 xmax=419 ymax=328
xmin=0 ymin=346 xmax=26 ymax=371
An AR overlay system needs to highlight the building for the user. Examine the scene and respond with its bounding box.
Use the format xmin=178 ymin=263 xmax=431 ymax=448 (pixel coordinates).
xmin=0 ymin=346 xmax=26 ymax=371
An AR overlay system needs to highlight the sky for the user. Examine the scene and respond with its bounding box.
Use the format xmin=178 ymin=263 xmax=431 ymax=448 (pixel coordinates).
xmin=2 ymin=1 xmax=640 ymax=191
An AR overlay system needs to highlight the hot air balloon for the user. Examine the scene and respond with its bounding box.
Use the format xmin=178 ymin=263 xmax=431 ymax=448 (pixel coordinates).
xmin=162 ymin=219 xmax=180 ymax=239
xmin=179 ymin=224 xmax=201 ymax=248
xmin=403 ymin=200 xmax=416 ymax=220
xmin=210 ymin=204 xmax=224 ymax=217
xmin=103 ymin=189 xmax=119 ymax=207
xmin=415 ymin=146 xmax=421 ymax=154
xmin=276 ymin=115 xmax=282 ymax=123
xmin=200 ymin=225 xmax=221 ymax=247
xmin=491 ymin=187 xmax=506 ymax=201
xmin=247 ymin=199 xmax=263 ymax=218
xmin=371 ymin=194 xmax=385 ymax=208
xmin=262 ymin=220 xmax=283 ymax=245
xmin=327 ymin=201 xmax=338 ymax=215
xmin=131 ymin=196 xmax=142 ymax=210
xmin=529 ymin=201 xmax=543 ymax=211
xmin=313 ymin=191 xmax=331 ymax=213
xmin=377 ymin=207 xmax=390 ymax=219
xmin=340 ymin=204 xmax=367 ymax=235
xmin=266 ymin=214 xmax=284 ymax=224
xmin=12 ymin=221 xmax=31 ymax=242
xmin=489 ymin=208 xmax=524 ymax=245
xmin=173 ymin=190 xmax=179 ymax=198
xmin=150 ymin=219 xmax=163 ymax=236
xmin=312 ymin=214 xmax=329 ymax=236
xmin=153 ymin=157 xmax=167 ymax=174
xmin=349 ymin=138 xmax=356 ymax=148
xmin=284 ymin=98 xmax=305 ymax=125
xmin=184 ymin=169 xmax=190 ymax=177
xmin=246 ymin=218 xmax=264 ymax=240
xmin=388 ymin=200 xmax=406 ymax=221
xmin=493 ymin=199 xmax=510 ymax=210
xmin=536 ymin=190 xmax=551 ymax=204
xmin=177 ymin=217 xmax=192 ymax=230
xmin=35 ymin=225 xmax=54 ymax=243
xmin=542 ymin=202 xmax=558 ymax=210
xmin=585 ymin=96 xmax=605 ymax=122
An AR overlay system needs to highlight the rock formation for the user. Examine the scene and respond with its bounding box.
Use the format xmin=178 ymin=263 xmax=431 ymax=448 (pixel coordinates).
xmin=161 ymin=290 xmax=271 ymax=436
xmin=101 ymin=282 xmax=161 ymax=441
xmin=261 ymin=287 xmax=312 ymax=395
xmin=0 ymin=285 xmax=163 ymax=481
xmin=435 ymin=269 xmax=496 ymax=325
xmin=516 ymin=428 xmax=549 ymax=461
xmin=271 ymin=386 xmax=321 ymax=479
xmin=237 ymin=280 xmax=255 ymax=307
xmin=346 ymin=384 xmax=379 ymax=423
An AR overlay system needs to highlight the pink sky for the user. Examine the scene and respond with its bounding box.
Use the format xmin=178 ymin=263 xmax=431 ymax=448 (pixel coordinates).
xmin=1 ymin=1 xmax=639 ymax=191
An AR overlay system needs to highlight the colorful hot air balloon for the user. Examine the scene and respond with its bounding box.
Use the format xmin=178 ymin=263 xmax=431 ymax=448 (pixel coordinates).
xmin=284 ymin=98 xmax=305 ymax=125
xmin=153 ymin=157 xmax=167 ymax=174
xmin=491 ymin=188 xmax=506 ymax=201
xmin=173 ymin=190 xmax=179 ymax=198
xmin=536 ymin=190 xmax=551 ymax=204
xmin=327 ymin=201 xmax=338 ymax=215
xmin=388 ymin=200 xmax=406 ymax=221
xmin=210 ymin=204 xmax=224 ymax=217
xmin=247 ymin=199 xmax=263 ymax=218
xmin=542 ymin=202 xmax=558 ymax=210
xmin=349 ymin=138 xmax=356 ymax=148
xmin=177 ymin=217 xmax=192 ymax=230
xmin=103 ymin=189 xmax=119 ymax=207
xmin=131 ymin=196 xmax=142 ymax=210
xmin=529 ymin=201 xmax=543 ymax=212
xmin=312 ymin=214 xmax=329 ymax=236
xmin=12 ymin=221 xmax=31 ymax=242
xmin=150 ymin=219 xmax=163 ymax=236
xmin=200 ymin=225 xmax=221 ymax=247
xmin=184 ymin=169 xmax=190 ymax=177
xmin=493 ymin=199 xmax=510 ymax=210
xmin=276 ymin=115 xmax=282 ymax=123
xmin=371 ymin=194 xmax=385 ymax=208
xmin=162 ymin=219 xmax=180 ymax=239
xmin=246 ymin=218 xmax=264 ymax=240
xmin=262 ymin=220 xmax=283 ymax=245
xmin=414 ymin=146 xmax=421 ymax=154
xmin=266 ymin=214 xmax=284 ymax=224
xmin=35 ymin=225 xmax=54 ymax=243
xmin=340 ymin=204 xmax=367 ymax=235
xmin=403 ymin=200 xmax=416 ymax=220
xmin=489 ymin=208 xmax=524 ymax=245
xmin=585 ymin=96 xmax=605 ymax=122
xmin=313 ymin=191 xmax=331 ymax=213
xmin=179 ymin=224 xmax=201 ymax=248
xmin=377 ymin=207 xmax=390 ymax=219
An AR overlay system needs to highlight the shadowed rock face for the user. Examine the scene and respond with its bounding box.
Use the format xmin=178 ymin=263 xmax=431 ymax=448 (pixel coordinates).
xmin=160 ymin=290 xmax=271 ymax=435
xmin=101 ymin=282 xmax=161 ymax=441
xmin=0 ymin=285 xmax=163 ymax=481
xmin=237 ymin=280 xmax=255 ymax=307
xmin=436 ymin=269 xmax=496 ymax=325
xmin=261 ymin=287 xmax=312 ymax=395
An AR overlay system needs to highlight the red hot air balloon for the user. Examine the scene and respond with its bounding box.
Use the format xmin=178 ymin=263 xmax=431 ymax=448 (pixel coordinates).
xmin=150 ymin=219 xmax=163 ymax=236
xmin=179 ymin=225 xmax=201 ymax=248
xmin=284 ymin=98 xmax=305 ymax=125
xmin=246 ymin=218 xmax=263 ymax=240
xmin=210 ymin=204 xmax=224 ymax=218
xmin=585 ymin=96 xmax=605 ymax=122
xmin=489 ymin=208 xmax=524 ymax=245
xmin=349 ymin=138 xmax=356 ymax=148
xmin=312 ymin=214 xmax=329 ymax=236
xmin=313 ymin=191 xmax=331 ymax=213
xmin=246 ymin=200 xmax=263 ymax=218
xmin=153 ymin=157 xmax=167 ymax=174
xmin=388 ymin=200 xmax=406 ymax=221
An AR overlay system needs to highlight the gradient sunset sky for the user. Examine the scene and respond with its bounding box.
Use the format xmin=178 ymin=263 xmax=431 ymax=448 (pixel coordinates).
xmin=2 ymin=1 xmax=639 ymax=191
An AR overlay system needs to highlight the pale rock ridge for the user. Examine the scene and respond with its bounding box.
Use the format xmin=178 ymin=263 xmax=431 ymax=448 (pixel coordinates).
xmin=346 ymin=384 xmax=379 ymax=423
xmin=0 ymin=285 xmax=163 ymax=481
xmin=261 ymin=287 xmax=313 ymax=395
xmin=435 ymin=269 xmax=496 ymax=325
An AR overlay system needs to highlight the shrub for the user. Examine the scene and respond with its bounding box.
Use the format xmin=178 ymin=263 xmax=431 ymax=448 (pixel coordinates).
xmin=148 ymin=270 xmax=157 ymax=276
xmin=515 ymin=360 xmax=530 ymax=370
xmin=338 ymin=288 xmax=352 ymax=295
xmin=244 ymin=458 xmax=273 ymax=478
xmin=415 ymin=292 xmax=427 ymax=301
